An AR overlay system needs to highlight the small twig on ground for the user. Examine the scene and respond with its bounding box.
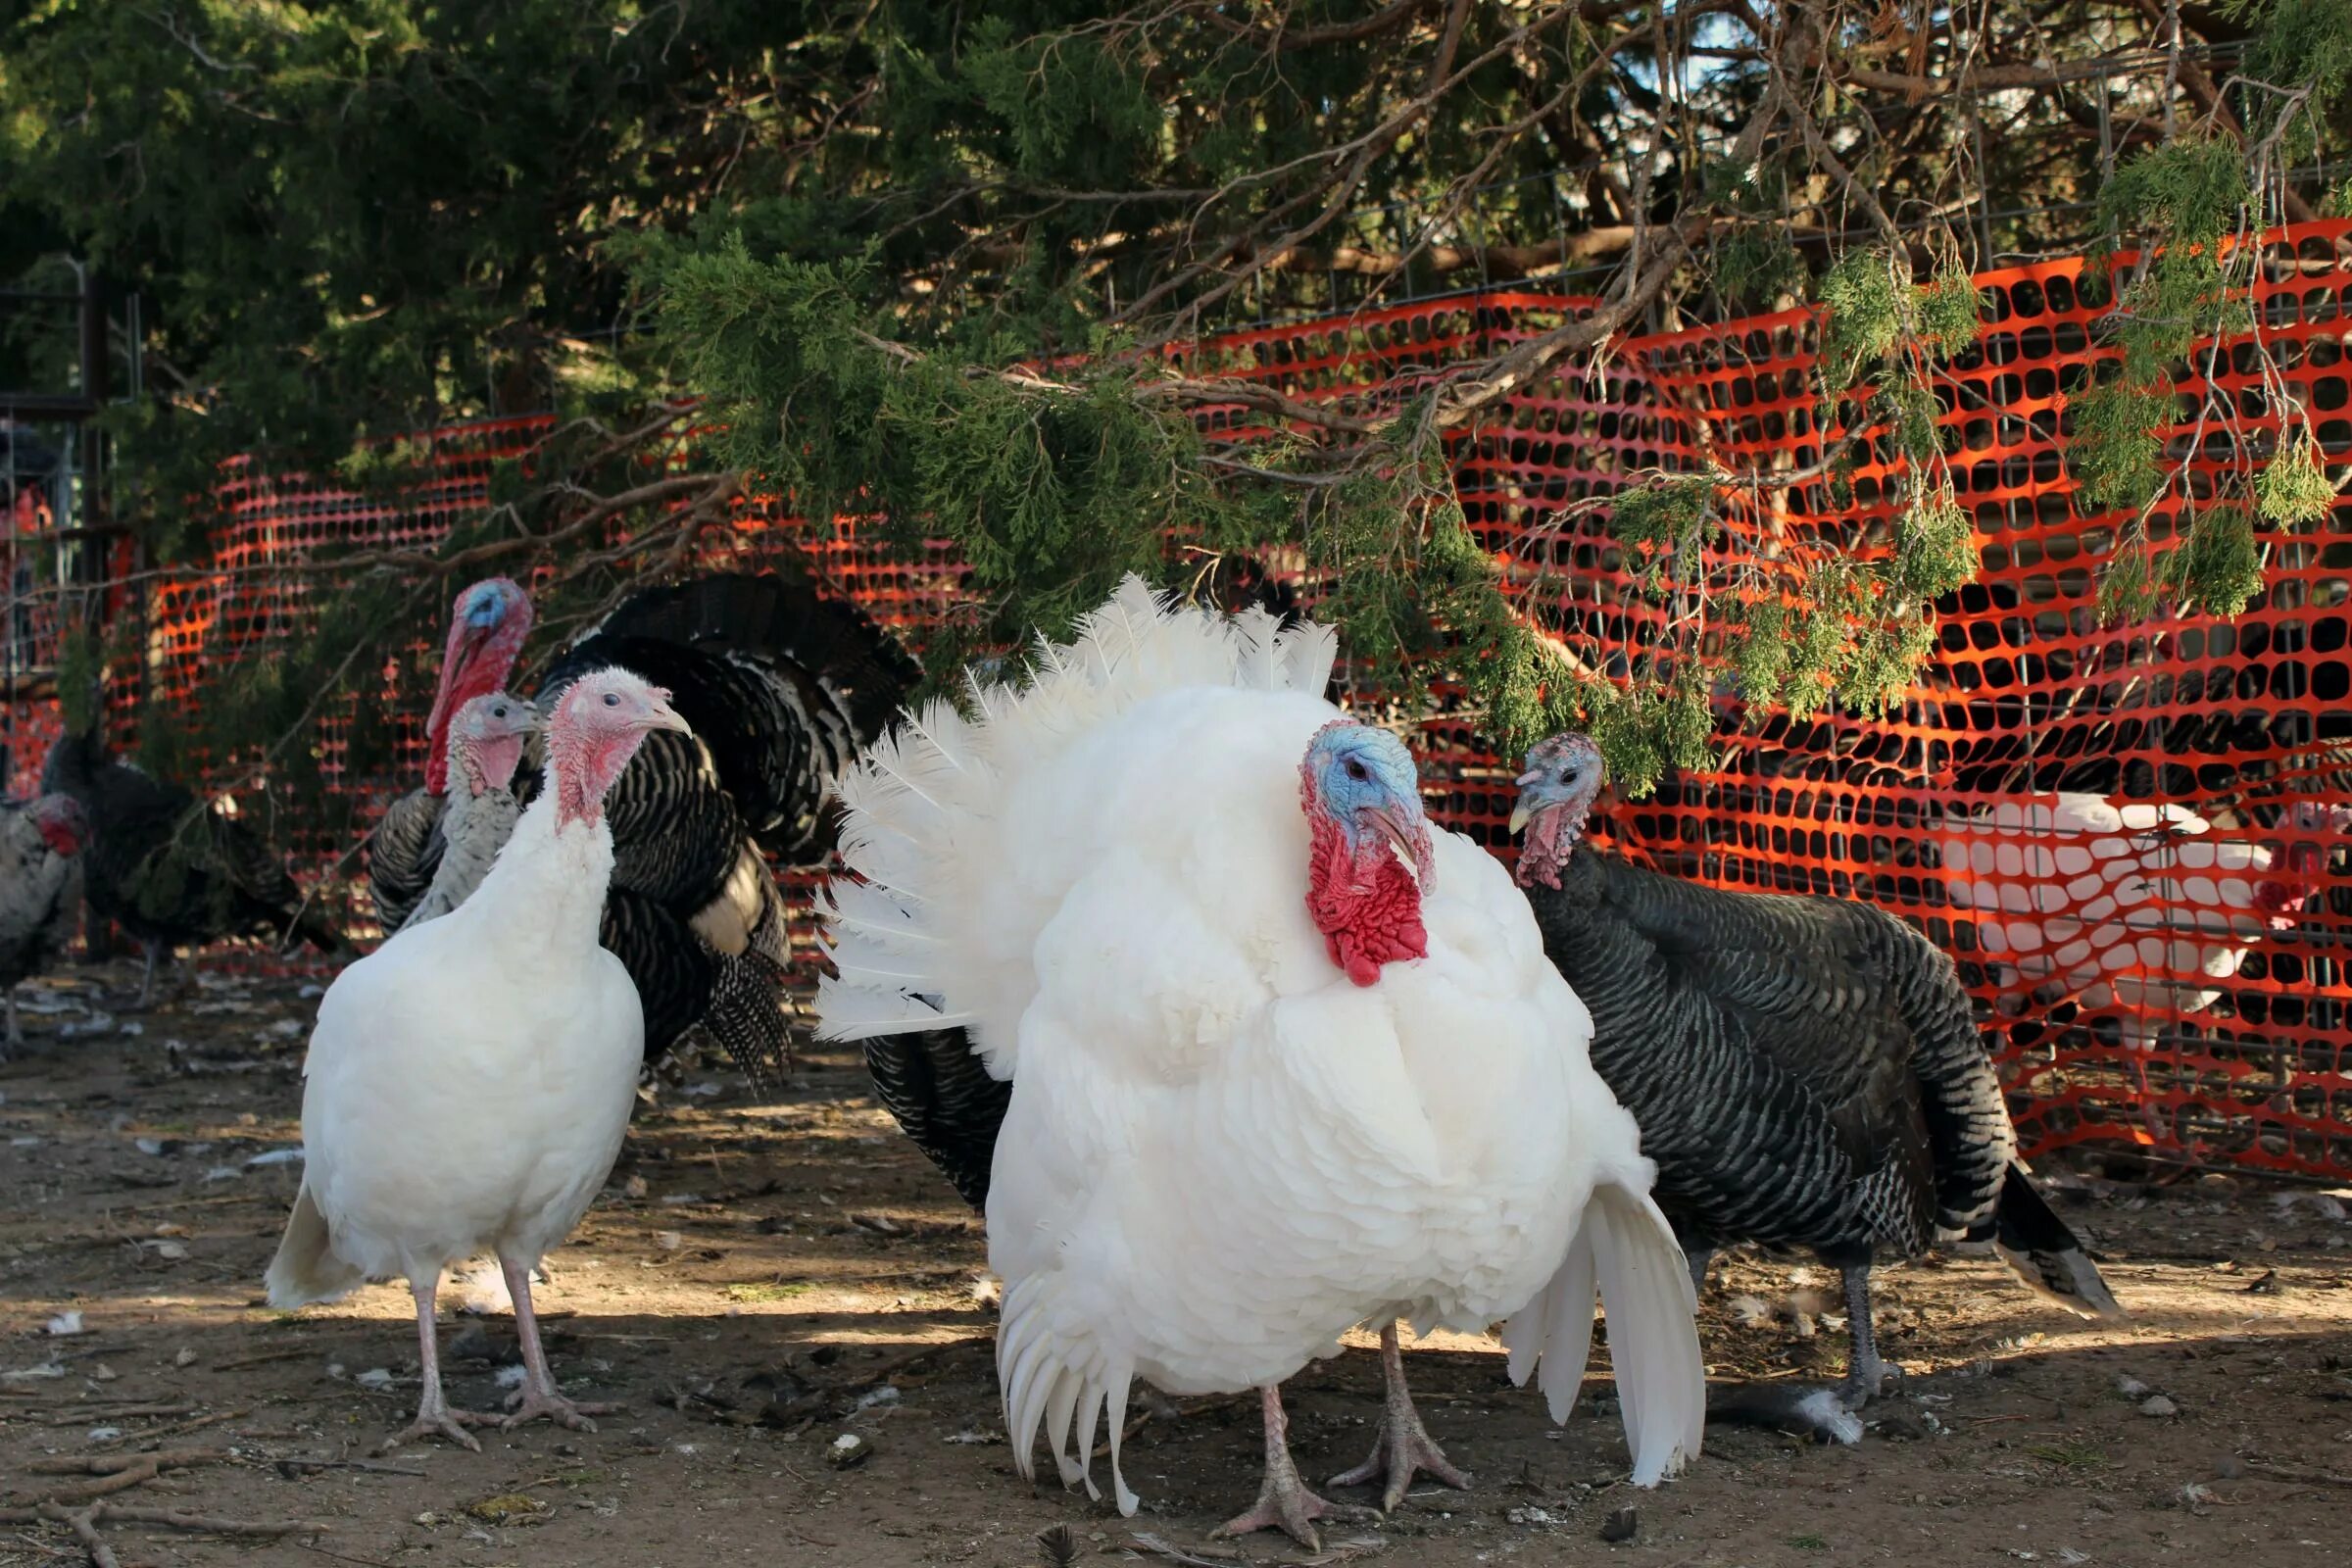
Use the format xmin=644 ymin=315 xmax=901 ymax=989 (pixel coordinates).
xmin=209 ymin=1347 xmax=317 ymax=1373
xmin=273 ymin=1456 xmax=426 ymax=1480
xmin=120 ymin=1407 xmax=247 ymax=1444
xmin=2244 ymin=1459 xmax=2352 ymax=1488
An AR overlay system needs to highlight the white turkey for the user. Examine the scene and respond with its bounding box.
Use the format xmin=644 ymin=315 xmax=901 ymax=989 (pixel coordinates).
xmin=405 ymin=693 xmax=537 ymax=925
xmin=266 ymin=667 xmax=688 ymax=1450
xmin=1937 ymin=791 xmax=2322 ymax=1051
xmin=815 ymin=579 xmax=1702 ymax=1545
xmin=0 ymin=794 xmax=88 ymax=1056
xmin=1511 ymin=734 xmax=2127 ymax=1439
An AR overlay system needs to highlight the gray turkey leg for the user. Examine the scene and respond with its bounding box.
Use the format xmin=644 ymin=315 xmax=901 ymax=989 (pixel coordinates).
xmin=1328 ymin=1321 xmax=1472 ymax=1512
xmin=1686 ymin=1246 xmax=1713 ymax=1298
xmin=136 ymin=941 xmax=161 ymax=1008
xmin=4 ymin=987 xmax=20 ymax=1054
xmin=376 ymin=1276 xmax=499 ymax=1452
xmin=498 ymin=1252 xmax=620 ymax=1431
xmin=1215 ymin=1384 xmax=1339 ymax=1550
xmin=1838 ymin=1263 xmax=1898 ymax=1408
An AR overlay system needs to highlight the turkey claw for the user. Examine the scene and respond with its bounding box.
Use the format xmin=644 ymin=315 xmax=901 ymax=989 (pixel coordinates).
xmin=501 ymin=1388 xmax=619 ymax=1432
xmin=1214 ymin=1482 xmax=1344 ymax=1553
xmin=1330 ymin=1420 xmax=1473 ymax=1514
xmin=376 ymin=1407 xmax=500 ymax=1453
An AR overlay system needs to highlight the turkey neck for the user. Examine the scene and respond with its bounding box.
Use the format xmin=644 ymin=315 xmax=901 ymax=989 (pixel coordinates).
xmin=469 ymin=796 xmax=614 ymax=960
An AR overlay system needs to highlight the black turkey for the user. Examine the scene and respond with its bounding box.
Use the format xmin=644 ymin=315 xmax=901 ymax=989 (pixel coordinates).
xmin=1509 ymin=732 xmax=2125 ymax=1441
xmin=42 ymin=730 xmax=344 ymax=1003
xmin=375 ymin=568 xmax=925 ymax=1095
xmin=0 ymin=793 xmax=87 ymax=1054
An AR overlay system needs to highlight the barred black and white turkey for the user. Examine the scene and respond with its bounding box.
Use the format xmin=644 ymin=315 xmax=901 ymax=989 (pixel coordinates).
xmin=1509 ymin=733 xmax=2127 ymax=1442
xmin=0 ymin=793 xmax=88 ymax=1055
xmin=368 ymin=578 xmax=534 ymax=934
xmin=42 ymin=730 xmax=345 ymax=1004
xmin=373 ymin=569 xmax=924 ymax=1095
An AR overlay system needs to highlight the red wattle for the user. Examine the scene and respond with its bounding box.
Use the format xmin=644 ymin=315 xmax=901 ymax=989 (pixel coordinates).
xmin=1304 ymin=811 xmax=1429 ymax=987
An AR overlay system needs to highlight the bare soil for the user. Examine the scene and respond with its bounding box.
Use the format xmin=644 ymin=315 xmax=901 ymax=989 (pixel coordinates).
xmin=4 ymin=961 xmax=2351 ymax=1568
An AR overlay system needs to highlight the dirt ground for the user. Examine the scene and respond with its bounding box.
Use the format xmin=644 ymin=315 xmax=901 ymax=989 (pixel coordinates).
xmin=5 ymin=962 xmax=2352 ymax=1568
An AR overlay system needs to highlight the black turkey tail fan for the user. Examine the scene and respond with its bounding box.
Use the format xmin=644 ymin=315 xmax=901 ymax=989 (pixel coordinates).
xmin=863 ymin=1023 xmax=1011 ymax=1209
xmin=602 ymin=888 xmax=719 ymax=1071
xmin=1988 ymin=1163 xmax=2128 ymax=1321
xmin=536 ymin=569 xmax=922 ymax=861
xmin=1886 ymin=922 xmax=2017 ymax=1238
xmin=696 ymin=892 xmax=796 ymax=1097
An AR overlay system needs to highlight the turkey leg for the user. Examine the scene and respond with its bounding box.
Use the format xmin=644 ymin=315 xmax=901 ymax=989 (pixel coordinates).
xmin=377 ymin=1277 xmax=500 ymax=1451
xmin=135 ymin=941 xmax=165 ymax=1008
xmin=1838 ymin=1263 xmax=1899 ymax=1408
xmin=4 ymin=987 xmax=21 ymax=1054
xmin=1328 ymin=1321 xmax=1472 ymax=1512
xmin=1686 ymin=1247 xmax=1713 ymax=1298
xmin=1215 ymin=1384 xmax=1341 ymax=1551
xmin=498 ymin=1252 xmax=620 ymax=1431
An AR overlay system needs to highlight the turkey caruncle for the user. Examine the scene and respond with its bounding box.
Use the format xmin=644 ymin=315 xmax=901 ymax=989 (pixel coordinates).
xmin=367 ymin=568 xmax=922 ymax=1093
xmin=1509 ymin=733 xmax=2127 ymax=1444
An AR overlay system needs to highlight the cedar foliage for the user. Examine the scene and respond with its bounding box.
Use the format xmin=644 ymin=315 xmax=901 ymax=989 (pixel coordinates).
xmin=5 ymin=0 xmax=2350 ymax=802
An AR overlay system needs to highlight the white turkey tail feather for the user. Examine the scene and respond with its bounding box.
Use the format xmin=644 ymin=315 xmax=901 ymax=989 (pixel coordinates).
xmin=1503 ymin=1183 xmax=1703 ymax=1487
xmin=815 ymin=880 xmax=938 ymax=948
xmin=1279 ymin=615 xmax=1339 ymax=698
xmin=1500 ymin=1210 xmax=1598 ymax=1423
xmin=810 ymin=977 xmax=972 ymax=1040
xmin=998 ymin=1276 xmax=1139 ymax=1514
xmin=1230 ymin=604 xmax=1283 ymax=690
xmin=264 ymin=1182 xmax=363 ymax=1309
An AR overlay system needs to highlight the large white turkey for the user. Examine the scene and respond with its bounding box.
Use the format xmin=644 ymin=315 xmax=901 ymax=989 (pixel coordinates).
xmin=815 ymin=578 xmax=1702 ymax=1545
xmin=1938 ymin=792 xmax=2324 ymax=1050
xmin=266 ymin=667 xmax=688 ymax=1451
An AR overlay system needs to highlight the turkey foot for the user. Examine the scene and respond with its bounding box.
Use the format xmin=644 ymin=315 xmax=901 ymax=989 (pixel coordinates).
xmin=501 ymin=1385 xmax=617 ymax=1432
xmin=1329 ymin=1322 xmax=1472 ymax=1512
xmin=496 ymin=1252 xmax=620 ymax=1434
xmin=1836 ymin=1263 xmax=1901 ymax=1409
xmin=378 ymin=1278 xmax=499 ymax=1452
xmin=1214 ymin=1385 xmax=1346 ymax=1551
xmin=377 ymin=1403 xmax=501 ymax=1454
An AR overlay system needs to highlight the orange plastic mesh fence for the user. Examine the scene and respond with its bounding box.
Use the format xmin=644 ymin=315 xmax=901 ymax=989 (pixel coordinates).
xmin=8 ymin=227 xmax=2350 ymax=1178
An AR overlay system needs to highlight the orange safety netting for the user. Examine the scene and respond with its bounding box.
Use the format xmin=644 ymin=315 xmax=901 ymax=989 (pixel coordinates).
xmin=6 ymin=224 xmax=2349 ymax=1180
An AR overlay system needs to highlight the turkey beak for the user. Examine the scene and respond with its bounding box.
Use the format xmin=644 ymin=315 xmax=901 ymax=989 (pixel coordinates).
xmin=1508 ymin=767 xmax=1548 ymax=836
xmin=1367 ymin=803 xmax=1435 ymax=893
xmin=645 ymin=700 xmax=692 ymax=736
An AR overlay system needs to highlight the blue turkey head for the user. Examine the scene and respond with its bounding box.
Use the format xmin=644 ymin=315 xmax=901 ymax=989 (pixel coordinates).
xmin=1301 ymin=719 xmax=1434 ymax=889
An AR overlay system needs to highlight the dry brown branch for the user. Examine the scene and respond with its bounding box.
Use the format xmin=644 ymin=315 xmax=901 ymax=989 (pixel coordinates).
xmin=1113 ymin=0 xmax=1586 ymax=331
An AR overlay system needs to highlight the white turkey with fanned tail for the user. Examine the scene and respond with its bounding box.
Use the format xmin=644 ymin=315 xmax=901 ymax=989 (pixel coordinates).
xmin=815 ymin=577 xmax=1702 ymax=1546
